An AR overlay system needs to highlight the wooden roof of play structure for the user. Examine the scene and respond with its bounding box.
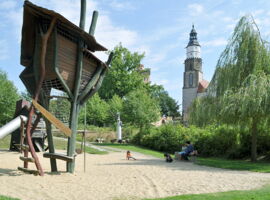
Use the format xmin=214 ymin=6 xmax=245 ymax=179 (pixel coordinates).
xmin=21 ymin=1 xmax=107 ymax=67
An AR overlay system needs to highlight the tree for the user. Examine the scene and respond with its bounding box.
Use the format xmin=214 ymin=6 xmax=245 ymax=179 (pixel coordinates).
xmin=99 ymin=44 xmax=145 ymax=99
xmin=107 ymin=95 xmax=123 ymax=121
xmin=221 ymin=74 xmax=270 ymax=161
xmin=148 ymin=84 xmax=180 ymax=118
xmin=82 ymin=94 xmax=109 ymax=126
xmin=0 ymin=70 xmax=19 ymax=125
xmin=123 ymin=89 xmax=160 ymax=130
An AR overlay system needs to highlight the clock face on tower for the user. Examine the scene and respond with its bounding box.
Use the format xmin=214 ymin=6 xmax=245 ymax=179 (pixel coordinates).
xmin=194 ymin=62 xmax=200 ymax=71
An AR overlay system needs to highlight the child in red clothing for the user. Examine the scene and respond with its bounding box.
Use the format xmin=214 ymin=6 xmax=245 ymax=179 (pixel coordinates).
xmin=126 ymin=150 xmax=136 ymax=160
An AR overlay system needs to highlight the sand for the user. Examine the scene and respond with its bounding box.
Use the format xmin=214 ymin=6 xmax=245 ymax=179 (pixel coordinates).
xmin=0 ymin=149 xmax=270 ymax=200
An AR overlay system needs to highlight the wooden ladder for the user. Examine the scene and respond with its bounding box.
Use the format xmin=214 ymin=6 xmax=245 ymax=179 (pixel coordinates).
xmin=17 ymin=114 xmax=44 ymax=176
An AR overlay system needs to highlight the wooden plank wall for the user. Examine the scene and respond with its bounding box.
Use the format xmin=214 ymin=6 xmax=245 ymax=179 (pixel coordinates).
xmin=45 ymin=34 xmax=56 ymax=80
xmin=80 ymin=55 xmax=97 ymax=92
xmin=57 ymin=34 xmax=77 ymax=91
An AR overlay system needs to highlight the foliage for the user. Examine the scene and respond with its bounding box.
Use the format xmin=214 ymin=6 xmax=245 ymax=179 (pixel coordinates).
xmin=80 ymin=94 xmax=109 ymax=127
xmin=107 ymin=95 xmax=123 ymax=121
xmin=123 ymin=89 xmax=160 ymax=129
xmin=0 ymin=70 xmax=19 ymax=125
xmin=132 ymin=123 xmax=270 ymax=159
xmin=49 ymin=97 xmax=70 ymax=124
xmin=148 ymin=84 xmax=180 ymax=118
xmin=145 ymin=184 xmax=270 ymax=200
xmin=134 ymin=124 xmax=203 ymax=153
xmin=99 ymin=44 xmax=145 ymax=99
xmin=20 ymin=90 xmax=31 ymax=101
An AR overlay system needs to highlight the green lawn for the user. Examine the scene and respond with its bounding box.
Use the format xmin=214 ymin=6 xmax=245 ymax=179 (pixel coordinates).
xmin=53 ymin=138 xmax=107 ymax=155
xmin=145 ymin=184 xmax=270 ymax=200
xmin=0 ymin=135 xmax=11 ymax=149
xmin=196 ymin=157 xmax=270 ymax=173
xmin=0 ymin=196 xmax=19 ymax=200
xmin=96 ymin=143 xmax=166 ymax=158
xmin=0 ymin=135 xmax=107 ymax=155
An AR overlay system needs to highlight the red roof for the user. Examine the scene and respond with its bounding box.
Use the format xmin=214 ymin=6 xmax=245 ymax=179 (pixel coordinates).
xmin=197 ymin=79 xmax=209 ymax=93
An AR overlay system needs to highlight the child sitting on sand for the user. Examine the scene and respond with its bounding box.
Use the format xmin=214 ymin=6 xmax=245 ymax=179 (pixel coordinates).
xmin=164 ymin=153 xmax=173 ymax=163
xmin=126 ymin=150 xmax=136 ymax=160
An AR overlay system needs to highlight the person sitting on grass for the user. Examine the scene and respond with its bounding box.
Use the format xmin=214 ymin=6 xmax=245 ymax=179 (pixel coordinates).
xmin=179 ymin=141 xmax=194 ymax=161
xmin=126 ymin=150 xmax=136 ymax=160
xmin=164 ymin=153 xmax=173 ymax=163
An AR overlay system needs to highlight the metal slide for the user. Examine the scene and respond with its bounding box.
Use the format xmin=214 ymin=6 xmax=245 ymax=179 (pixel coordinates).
xmin=0 ymin=115 xmax=28 ymax=139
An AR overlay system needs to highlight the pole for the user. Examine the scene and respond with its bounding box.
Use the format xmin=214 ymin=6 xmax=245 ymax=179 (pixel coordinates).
xmin=84 ymin=103 xmax=86 ymax=172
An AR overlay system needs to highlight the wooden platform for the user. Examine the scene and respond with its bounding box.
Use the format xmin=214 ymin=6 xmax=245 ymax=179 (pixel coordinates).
xmin=43 ymin=153 xmax=74 ymax=162
xmin=14 ymin=144 xmax=29 ymax=151
xmin=18 ymin=167 xmax=39 ymax=175
xmin=19 ymin=156 xmax=35 ymax=163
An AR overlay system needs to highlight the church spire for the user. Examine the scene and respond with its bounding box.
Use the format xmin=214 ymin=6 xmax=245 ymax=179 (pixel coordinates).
xmin=187 ymin=24 xmax=200 ymax=47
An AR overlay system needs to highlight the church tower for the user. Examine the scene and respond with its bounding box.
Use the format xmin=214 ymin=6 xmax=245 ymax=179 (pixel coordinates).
xmin=182 ymin=25 xmax=204 ymax=122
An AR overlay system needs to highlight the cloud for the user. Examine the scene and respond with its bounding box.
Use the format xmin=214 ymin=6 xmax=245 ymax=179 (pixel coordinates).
xmin=0 ymin=0 xmax=17 ymax=10
xmin=201 ymin=38 xmax=228 ymax=47
xmin=109 ymin=1 xmax=135 ymax=11
xmin=0 ymin=40 xmax=8 ymax=60
xmin=188 ymin=3 xmax=204 ymax=16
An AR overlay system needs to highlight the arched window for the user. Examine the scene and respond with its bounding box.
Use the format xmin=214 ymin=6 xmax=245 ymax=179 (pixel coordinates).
xmin=189 ymin=73 xmax=193 ymax=87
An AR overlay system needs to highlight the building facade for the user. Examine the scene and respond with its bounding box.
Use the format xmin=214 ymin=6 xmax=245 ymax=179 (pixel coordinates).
xmin=182 ymin=25 xmax=209 ymax=122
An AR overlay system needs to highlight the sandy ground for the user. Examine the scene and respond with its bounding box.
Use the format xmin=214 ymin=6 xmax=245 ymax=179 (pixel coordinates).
xmin=1 ymin=149 xmax=270 ymax=200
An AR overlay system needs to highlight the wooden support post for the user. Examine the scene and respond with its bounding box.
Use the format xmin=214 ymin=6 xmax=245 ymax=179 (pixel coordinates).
xmin=67 ymin=0 xmax=86 ymax=173
xmin=89 ymin=11 xmax=98 ymax=36
xmin=80 ymin=69 xmax=107 ymax=105
xmin=77 ymin=65 xmax=102 ymax=102
xmin=41 ymin=96 xmax=57 ymax=172
xmin=79 ymin=0 xmax=86 ymax=31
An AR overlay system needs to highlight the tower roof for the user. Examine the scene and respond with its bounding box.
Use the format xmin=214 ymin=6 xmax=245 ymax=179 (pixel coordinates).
xmin=187 ymin=24 xmax=200 ymax=47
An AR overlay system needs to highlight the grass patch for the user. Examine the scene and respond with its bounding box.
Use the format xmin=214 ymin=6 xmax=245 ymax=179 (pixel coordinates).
xmin=0 ymin=196 xmax=19 ymax=200
xmin=196 ymin=157 xmax=270 ymax=173
xmin=96 ymin=143 xmax=167 ymax=159
xmin=53 ymin=138 xmax=107 ymax=155
xmin=0 ymin=135 xmax=106 ymax=155
xmin=145 ymin=184 xmax=270 ymax=200
xmin=0 ymin=135 xmax=11 ymax=149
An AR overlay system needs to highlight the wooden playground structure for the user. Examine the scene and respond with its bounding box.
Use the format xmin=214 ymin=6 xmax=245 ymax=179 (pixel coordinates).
xmin=13 ymin=0 xmax=112 ymax=176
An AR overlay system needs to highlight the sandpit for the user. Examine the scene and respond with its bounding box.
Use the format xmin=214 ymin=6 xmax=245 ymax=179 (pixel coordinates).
xmin=0 ymin=148 xmax=270 ymax=200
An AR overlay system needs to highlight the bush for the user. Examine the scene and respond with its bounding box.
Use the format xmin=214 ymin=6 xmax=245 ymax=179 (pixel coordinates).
xmin=132 ymin=123 xmax=270 ymax=159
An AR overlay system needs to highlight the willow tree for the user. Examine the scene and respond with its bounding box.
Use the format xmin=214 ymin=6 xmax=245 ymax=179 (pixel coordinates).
xmin=189 ymin=15 xmax=270 ymax=161
xmin=221 ymin=74 xmax=270 ymax=161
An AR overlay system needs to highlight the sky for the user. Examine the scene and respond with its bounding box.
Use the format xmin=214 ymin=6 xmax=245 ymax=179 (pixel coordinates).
xmin=0 ymin=0 xmax=270 ymax=110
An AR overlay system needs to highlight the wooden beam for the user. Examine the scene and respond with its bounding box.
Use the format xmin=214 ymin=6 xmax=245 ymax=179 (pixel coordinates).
xmin=19 ymin=156 xmax=35 ymax=163
xmin=14 ymin=144 xmax=29 ymax=151
xmin=77 ymin=65 xmax=103 ymax=103
xmin=18 ymin=167 xmax=39 ymax=175
xmin=79 ymin=0 xmax=86 ymax=30
xmin=89 ymin=11 xmax=98 ymax=36
xmin=40 ymin=96 xmax=58 ymax=172
xmin=43 ymin=153 xmax=74 ymax=162
xmin=32 ymin=100 xmax=72 ymax=137
xmin=80 ymin=69 xmax=107 ymax=105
